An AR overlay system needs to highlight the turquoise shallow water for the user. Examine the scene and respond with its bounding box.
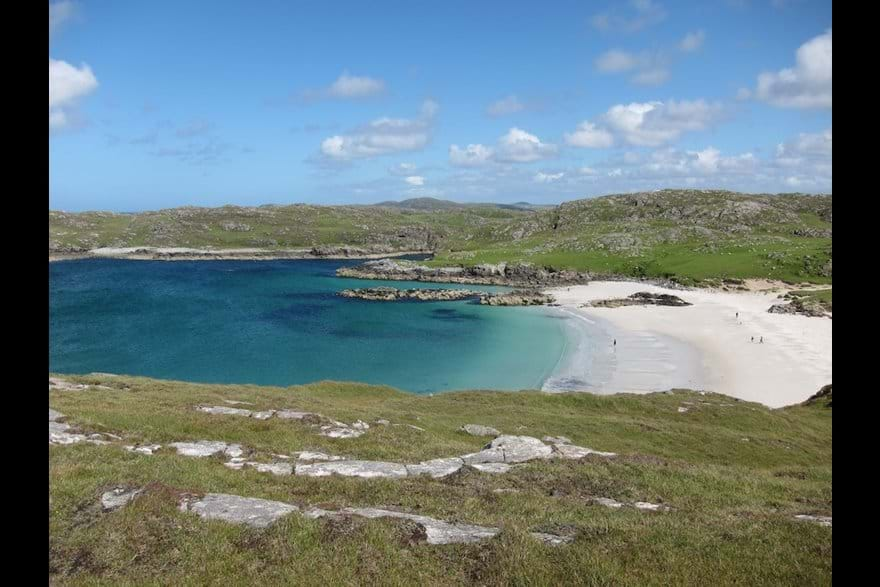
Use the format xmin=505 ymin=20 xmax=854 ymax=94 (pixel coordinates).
xmin=49 ymin=258 xmax=571 ymax=393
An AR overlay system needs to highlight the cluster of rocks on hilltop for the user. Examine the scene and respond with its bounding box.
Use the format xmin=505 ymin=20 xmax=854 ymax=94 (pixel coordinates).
xmin=586 ymin=292 xmax=692 ymax=308
xmin=338 ymin=286 xmax=554 ymax=306
xmin=337 ymin=258 xmax=590 ymax=287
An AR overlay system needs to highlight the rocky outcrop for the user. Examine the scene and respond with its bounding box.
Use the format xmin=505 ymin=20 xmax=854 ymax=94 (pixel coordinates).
xmin=337 ymin=258 xmax=591 ymax=287
xmin=588 ymin=292 xmax=692 ymax=308
xmin=479 ymin=291 xmax=555 ymax=306
xmin=802 ymin=384 xmax=832 ymax=407
xmin=768 ymin=298 xmax=829 ymax=318
xmin=339 ymin=287 xmax=481 ymax=302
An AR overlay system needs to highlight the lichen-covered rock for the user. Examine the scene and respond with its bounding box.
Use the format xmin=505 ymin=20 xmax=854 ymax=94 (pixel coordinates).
xmin=470 ymin=463 xmax=512 ymax=474
xmin=406 ymin=457 xmax=464 ymax=478
xmin=487 ymin=435 xmax=554 ymax=463
xmin=181 ymin=493 xmax=299 ymax=528
xmin=101 ymin=487 xmax=143 ymax=511
xmin=170 ymin=441 xmax=243 ymax=458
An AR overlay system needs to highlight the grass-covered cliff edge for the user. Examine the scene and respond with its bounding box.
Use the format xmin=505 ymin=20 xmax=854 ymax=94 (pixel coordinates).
xmin=50 ymin=189 xmax=832 ymax=286
xmin=50 ymin=374 xmax=831 ymax=585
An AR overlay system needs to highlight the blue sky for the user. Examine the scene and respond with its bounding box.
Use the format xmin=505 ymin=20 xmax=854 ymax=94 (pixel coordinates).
xmin=49 ymin=0 xmax=832 ymax=211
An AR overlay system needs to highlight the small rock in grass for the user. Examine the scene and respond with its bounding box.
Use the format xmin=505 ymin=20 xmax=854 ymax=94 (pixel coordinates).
xmin=530 ymin=532 xmax=574 ymax=546
xmin=101 ymin=487 xmax=143 ymax=511
xmin=124 ymin=444 xmax=162 ymax=455
xmin=461 ymin=424 xmax=501 ymax=437
xmin=633 ymin=502 xmax=668 ymax=511
xmin=794 ymin=514 xmax=832 ymax=527
xmin=592 ymin=497 xmax=625 ymax=509
xmin=170 ymin=441 xmax=243 ymax=458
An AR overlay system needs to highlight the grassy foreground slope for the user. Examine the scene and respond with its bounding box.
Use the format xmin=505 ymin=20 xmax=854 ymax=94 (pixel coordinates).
xmin=50 ymin=189 xmax=832 ymax=285
xmin=50 ymin=374 xmax=831 ymax=585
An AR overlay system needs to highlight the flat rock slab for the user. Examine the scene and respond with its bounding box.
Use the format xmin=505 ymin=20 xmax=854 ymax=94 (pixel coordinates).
xmin=319 ymin=426 xmax=365 ymax=439
xmin=49 ymin=408 xmax=64 ymax=422
xmin=101 ymin=487 xmax=143 ymax=511
xmin=406 ymin=457 xmax=464 ymax=478
xmin=592 ymin=497 xmax=625 ymax=509
xmin=294 ymin=451 xmax=346 ymax=462
xmin=461 ymin=424 xmax=500 ymax=437
xmin=460 ymin=447 xmax=506 ymax=465
xmin=488 ymin=435 xmax=554 ymax=463
xmin=181 ymin=493 xmax=299 ymax=528
xmin=170 ymin=441 xmax=243 ymax=458
xmin=196 ymin=405 xmax=254 ymax=417
xmin=295 ymin=460 xmax=408 ymax=479
xmin=552 ymin=444 xmax=617 ymax=459
xmin=334 ymin=507 xmax=500 ymax=545
xmin=275 ymin=410 xmax=317 ymax=420
xmin=794 ymin=514 xmax=832 ymax=527
xmin=633 ymin=502 xmax=669 ymax=512
xmin=230 ymin=461 xmax=293 ymax=476
xmin=49 ymin=377 xmax=89 ymax=391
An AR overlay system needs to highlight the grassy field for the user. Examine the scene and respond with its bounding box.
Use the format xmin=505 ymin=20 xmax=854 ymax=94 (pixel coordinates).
xmin=49 ymin=374 xmax=832 ymax=585
xmin=49 ymin=190 xmax=832 ymax=286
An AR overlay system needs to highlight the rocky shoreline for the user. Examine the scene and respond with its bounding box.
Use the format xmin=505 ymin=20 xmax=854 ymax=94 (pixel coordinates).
xmin=49 ymin=246 xmax=431 ymax=262
xmin=338 ymin=286 xmax=555 ymax=306
xmin=586 ymin=292 xmax=692 ymax=308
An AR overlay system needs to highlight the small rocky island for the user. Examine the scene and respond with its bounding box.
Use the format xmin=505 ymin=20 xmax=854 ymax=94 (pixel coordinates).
xmin=339 ymin=287 xmax=554 ymax=306
xmin=586 ymin=292 xmax=692 ymax=308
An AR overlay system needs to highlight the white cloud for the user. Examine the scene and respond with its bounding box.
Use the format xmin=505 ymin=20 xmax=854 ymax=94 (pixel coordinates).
xmin=449 ymin=144 xmax=494 ymax=167
xmin=49 ymin=58 xmax=98 ymax=130
xmin=631 ymin=68 xmax=670 ymax=86
xmin=496 ymin=128 xmax=557 ymax=162
xmin=774 ymin=128 xmax=832 ymax=173
xmin=534 ymin=171 xmax=565 ymax=183
xmin=405 ymin=175 xmax=425 ymax=186
xmin=487 ymin=95 xmax=525 ymax=117
xmin=679 ymin=30 xmax=706 ymax=52
xmin=327 ymin=71 xmax=386 ymax=98
xmin=595 ymin=50 xmax=639 ymax=73
xmin=755 ymin=29 xmax=831 ymax=109
xmin=49 ymin=1 xmax=77 ymax=37
xmin=602 ymin=100 xmax=725 ymax=146
xmin=591 ymin=0 xmax=667 ymax=33
xmin=595 ymin=48 xmax=671 ymax=86
xmin=565 ymin=122 xmax=614 ymax=148
xmin=320 ymin=100 xmax=436 ymax=160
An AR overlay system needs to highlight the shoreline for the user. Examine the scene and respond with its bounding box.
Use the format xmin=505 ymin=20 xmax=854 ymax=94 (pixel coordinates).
xmin=543 ymin=282 xmax=832 ymax=408
xmin=48 ymin=247 xmax=432 ymax=263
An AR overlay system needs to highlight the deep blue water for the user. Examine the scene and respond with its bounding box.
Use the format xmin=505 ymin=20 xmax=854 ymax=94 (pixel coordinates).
xmin=49 ymin=258 xmax=569 ymax=393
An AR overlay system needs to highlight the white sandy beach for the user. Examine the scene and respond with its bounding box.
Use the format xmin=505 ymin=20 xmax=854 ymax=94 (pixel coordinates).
xmin=544 ymin=281 xmax=832 ymax=408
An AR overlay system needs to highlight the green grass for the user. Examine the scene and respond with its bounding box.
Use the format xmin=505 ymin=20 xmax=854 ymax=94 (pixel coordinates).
xmin=50 ymin=374 xmax=832 ymax=585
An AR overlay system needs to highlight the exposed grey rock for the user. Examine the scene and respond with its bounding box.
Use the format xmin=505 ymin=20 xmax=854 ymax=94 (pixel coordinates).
xmin=295 ymin=460 xmax=409 ymax=479
xmin=251 ymin=410 xmax=276 ymax=420
xmin=677 ymin=407 xmax=690 ymax=413
xmin=633 ymin=502 xmax=668 ymax=511
xmin=339 ymin=287 xmax=481 ymax=302
xmin=488 ymin=435 xmax=554 ymax=463
xmin=459 ymin=447 xmax=506 ymax=465
xmin=49 ymin=377 xmax=88 ymax=391
xmin=592 ymin=497 xmax=625 ymax=509
xmin=460 ymin=424 xmax=500 ymax=437
xmin=552 ymin=444 xmax=617 ymax=459
xmin=196 ymin=405 xmax=253 ymax=417
xmin=319 ymin=425 xmax=365 ymax=439
xmin=181 ymin=493 xmax=299 ymax=528
xmin=794 ymin=514 xmax=832 ymax=527
xmin=223 ymin=400 xmax=253 ymax=406
xmin=530 ymin=532 xmax=575 ymax=546
xmin=101 ymin=487 xmax=143 ymax=511
xmin=293 ymin=451 xmax=346 ymax=462
xmin=275 ymin=410 xmax=317 ymax=420
xmin=351 ymin=420 xmax=370 ymax=430
xmin=49 ymin=408 xmax=64 ymax=422
xmin=170 ymin=441 xmax=244 ymax=458
xmin=333 ymin=507 xmax=500 ymax=545
xmin=479 ymin=291 xmax=555 ymax=306
xmin=470 ymin=463 xmax=512 ymax=474
xmin=542 ymin=436 xmax=572 ymax=445
xmin=406 ymin=457 xmax=464 ymax=478
xmin=376 ymin=419 xmax=391 ymax=425
xmin=124 ymin=444 xmax=162 ymax=455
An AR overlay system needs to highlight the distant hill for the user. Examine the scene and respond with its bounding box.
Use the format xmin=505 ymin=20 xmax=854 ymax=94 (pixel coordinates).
xmin=49 ymin=189 xmax=832 ymax=285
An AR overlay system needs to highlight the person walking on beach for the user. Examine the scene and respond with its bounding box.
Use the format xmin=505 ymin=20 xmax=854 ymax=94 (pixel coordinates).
xmin=759 ymin=336 xmax=763 ymax=344
xmin=613 ymin=339 xmax=617 ymax=347
xmin=751 ymin=336 xmax=754 ymax=343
